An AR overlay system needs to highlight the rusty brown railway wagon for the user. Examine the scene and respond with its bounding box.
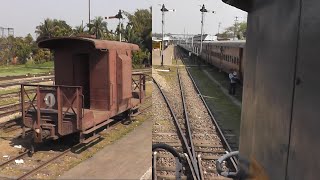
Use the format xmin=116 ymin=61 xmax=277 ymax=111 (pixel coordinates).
xmin=21 ymin=37 xmax=146 ymax=147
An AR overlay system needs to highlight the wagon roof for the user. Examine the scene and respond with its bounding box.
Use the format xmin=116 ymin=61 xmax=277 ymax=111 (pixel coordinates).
xmin=38 ymin=37 xmax=140 ymax=51
xmin=202 ymin=40 xmax=246 ymax=48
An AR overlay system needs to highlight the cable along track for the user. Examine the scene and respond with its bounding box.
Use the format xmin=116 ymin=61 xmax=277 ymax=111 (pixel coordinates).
xmin=152 ymin=68 xmax=237 ymax=180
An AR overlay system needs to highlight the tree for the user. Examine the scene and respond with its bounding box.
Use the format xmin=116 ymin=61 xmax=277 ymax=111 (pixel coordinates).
xmin=73 ymin=24 xmax=86 ymax=36
xmin=33 ymin=49 xmax=51 ymax=64
xmin=14 ymin=37 xmax=32 ymax=64
xmin=124 ymin=23 xmax=140 ymax=43
xmin=115 ymin=23 xmax=125 ymax=41
xmin=238 ymin=22 xmax=247 ymax=39
xmin=220 ymin=21 xmax=247 ymax=40
xmin=123 ymin=7 xmax=152 ymax=52
xmin=88 ymin=16 xmax=108 ymax=39
xmin=35 ymin=18 xmax=72 ymax=40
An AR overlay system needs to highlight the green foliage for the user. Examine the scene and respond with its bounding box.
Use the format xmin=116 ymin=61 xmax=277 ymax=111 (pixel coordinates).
xmin=0 ymin=34 xmax=37 ymax=65
xmin=88 ymin=16 xmax=109 ymax=39
xmin=220 ymin=21 xmax=247 ymax=40
xmin=0 ymin=8 xmax=152 ymax=68
xmin=33 ymin=49 xmax=52 ymax=64
xmin=73 ymin=24 xmax=87 ymax=36
xmin=132 ymin=50 xmax=150 ymax=68
xmin=35 ymin=18 xmax=72 ymax=40
xmin=25 ymin=60 xmax=53 ymax=68
xmin=123 ymin=8 xmax=152 ymax=52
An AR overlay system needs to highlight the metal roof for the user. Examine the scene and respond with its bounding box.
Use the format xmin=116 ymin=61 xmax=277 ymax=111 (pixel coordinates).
xmin=38 ymin=37 xmax=140 ymax=51
xmin=202 ymin=40 xmax=246 ymax=48
xmin=222 ymin=0 xmax=250 ymax=12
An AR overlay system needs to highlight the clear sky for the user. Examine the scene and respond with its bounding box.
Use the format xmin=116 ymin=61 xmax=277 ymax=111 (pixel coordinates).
xmin=0 ymin=0 xmax=152 ymax=38
xmin=152 ymin=0 xmax=247 ymax=36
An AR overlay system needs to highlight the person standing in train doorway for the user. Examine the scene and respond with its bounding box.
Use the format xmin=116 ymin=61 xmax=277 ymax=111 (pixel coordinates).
xmin=229 ymin=69 xmax=237 ymax=95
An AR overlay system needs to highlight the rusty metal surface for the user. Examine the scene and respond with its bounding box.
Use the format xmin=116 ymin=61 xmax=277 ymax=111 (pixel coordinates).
xmin=22 ymin=37 xmax=146 ymax=144
xmin=230 ymin=0 xmax=305 ymax=179
xmin=286 ymin=1 xmax=320 ymax=179
xmin=38 ymin=37 xmax=139 ymax=51
xmin=22 ymin=84 xmax=82 ymax=142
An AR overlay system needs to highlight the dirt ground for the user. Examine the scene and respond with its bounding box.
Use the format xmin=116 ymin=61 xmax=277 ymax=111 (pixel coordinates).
xmin=58 ymin=118 xmax=152 ymax=180
xmin=152 ymin=45 xmax=174 ymax=66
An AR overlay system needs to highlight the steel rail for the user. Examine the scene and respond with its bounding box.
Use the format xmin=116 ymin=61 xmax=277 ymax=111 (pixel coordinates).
xmin=177 ymin=69 xmax=200 ymax=178
xmin=0 ymin=108 xmax=20 ymax=118
xmin=15 ymin=111 xmax=143 ymax=179
xmin=16 ymin=145 xmax=77 ymax=180
xmin=0 ymin=102 xmax=20 ymax=112
xmin=185 ymin=66 xmax=238 ymax=171
xmin=152 ymin=77 xmax=201 ymax=180
xmin=0 ymin=151 xmax=29 ymax=168
xmin=0 ymin=77 xmax=55 ymax=88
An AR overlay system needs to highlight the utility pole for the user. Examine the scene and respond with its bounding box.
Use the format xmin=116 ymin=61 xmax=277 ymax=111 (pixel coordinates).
xmin=160 ymin=4 xmax=175 ymax=66
xmin=88 ymin=0 xmax=91 ymax=32
xmin=184 ymin=28 xmax=185 ymax=43
xmin=200 ymin=4 xmax=207 ymax=55
xmin=160 ymin=4 xmax=167 ymax=66
xmin=233 ymin=16 xmax=239 ymax=40
xmin=218 ymin=22 xmax=221 ymax=35
xmin=106 ymin=10 xmax=123 ymax=42
xmin=199 ymin=4 xmax=215 ymax=54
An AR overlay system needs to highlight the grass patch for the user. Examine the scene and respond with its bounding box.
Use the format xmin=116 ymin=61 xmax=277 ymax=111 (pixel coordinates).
xmin=0 ymin=88 xmax=20 ymax=95
xmin=182 ymin=58 xmax=243 ymax=102
xmin=0 ymin=62 xmax=54 ymax=77
xmin=0 ymin=97 xmax=19 ymax=106
xmin=188 ymin=67 xmax=241 ymax=139
xmin=205 ymin=67 xmax=243 ymax=101
xmin=157 ymin=65 xmax=178 ymax=84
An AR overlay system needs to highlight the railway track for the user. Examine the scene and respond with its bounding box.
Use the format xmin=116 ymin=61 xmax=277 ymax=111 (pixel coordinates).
xmin=0 ymin=103 xmax=21 ymax=118
xmin=0 ymin=69 xmax=150 ymax=89
xmin=0 ymin=142 xmax=81 ymax=180
xmin=0 ymin=76 xmax=54 ymax=88
xmin=179 ymin=51 xmax=240 ymax=151
xmin=0 ymin=68 xmax=151 ymax=121
xmin=0 ymin=95 xmax=152 ymax=179
xmin=152 ymin=67 xmax=237 ymax=180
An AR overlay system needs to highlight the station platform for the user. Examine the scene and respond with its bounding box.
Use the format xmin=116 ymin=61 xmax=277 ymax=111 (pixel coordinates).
xmin=58 ymin=118 xmax=152 ymax=179
xmin=152 ymin=45 xmax=174 ymax=65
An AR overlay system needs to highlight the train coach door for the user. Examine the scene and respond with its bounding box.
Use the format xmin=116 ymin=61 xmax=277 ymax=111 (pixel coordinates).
xmin=73 ymin=54 xmax=90 ymax=109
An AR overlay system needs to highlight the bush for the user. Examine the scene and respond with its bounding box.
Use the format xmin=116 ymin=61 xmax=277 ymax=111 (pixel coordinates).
xmin=33 ymin=49 xmax=52 ymax=64
xmin=132 ymin=50 xmax=149 ymax=68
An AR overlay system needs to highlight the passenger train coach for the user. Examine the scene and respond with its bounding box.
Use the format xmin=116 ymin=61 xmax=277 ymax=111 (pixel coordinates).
xmin=179 ymin=40 xmax=246 ymax=81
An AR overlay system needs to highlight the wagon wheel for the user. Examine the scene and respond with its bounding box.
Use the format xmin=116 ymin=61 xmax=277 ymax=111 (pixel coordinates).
xmin=121 ymin=109 xmax=133 ymax=125
xmin=28 ymin=141 xmax=35 ymax=157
